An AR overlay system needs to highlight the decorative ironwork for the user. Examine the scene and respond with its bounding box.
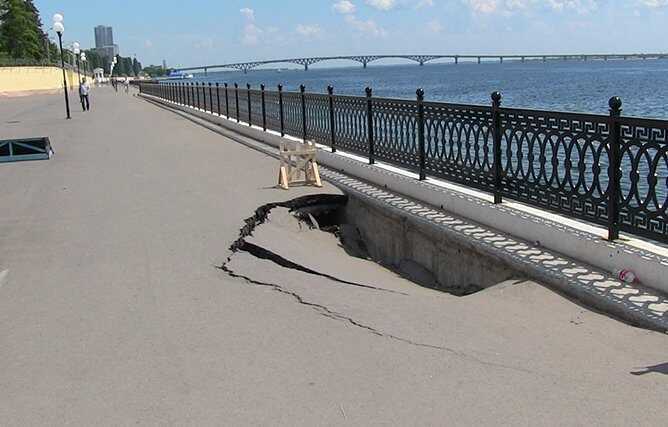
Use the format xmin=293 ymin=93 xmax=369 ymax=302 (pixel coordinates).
xmin=331 ymin=94 xmax=368 ymax=157
xmin=423 ymin=101 xmax=495 ymax=192
xmin=281 ymin=91 xmax=303 ymax=138
xmin=499 ymin=108 xmax=611 ymax=227
xmin=371 ymin=96 xmax=420 ymax=171
xmin=143 ymin=81 xmax=668 ymax=244
xmin=617 ymin=116 xmax=668 ymax=241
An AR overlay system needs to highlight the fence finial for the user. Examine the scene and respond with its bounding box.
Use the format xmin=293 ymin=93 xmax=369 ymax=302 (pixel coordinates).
xmin=416 ymin=88 xmax=424 ymax=100
xmin=609 ymin=96 xmax=622 ymax=114
xmin=491 ymin=91 xmax=502 ymax=106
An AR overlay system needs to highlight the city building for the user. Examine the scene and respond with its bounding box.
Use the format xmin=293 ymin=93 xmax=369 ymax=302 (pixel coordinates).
xmin=94 ymin=25 xmax=119 ymax=61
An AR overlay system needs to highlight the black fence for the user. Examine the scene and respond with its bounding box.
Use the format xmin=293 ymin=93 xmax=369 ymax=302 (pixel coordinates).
xmin=139 ymin=81 xmax=668 ymax=245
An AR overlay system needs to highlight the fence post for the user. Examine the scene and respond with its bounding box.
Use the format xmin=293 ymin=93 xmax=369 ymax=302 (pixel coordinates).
xmin=366 ymin=87 xmax=375 ymax=165
xmin=224 ymin=83 xmax=230 ymax=118
xmin=261 ymin=84 xmax=267 ymax=131
xmin=278 ymin=84 xmax=285 ymax=137
xmin=328 ymin=85 xmax=336 ymax=153
xmin=608 ymin=96 xmax=623 ymax=241
xmin=247 ymin=83 xmax=252 ymax=126
xmin=216 ymin=83 xmax=221 ymax=115
xmin=234 ymin=83 xmax=240 ymax=123
xmin=202 ymin=82 xmax=207 ymax=111
xmin=186 ymin=83 xmax=191 ymax=106
xmin=416 ymin=88 xmax=426 ymax=180
xmin=208 ymin=83 xmax=213 ymax=113
xmin=300 ymin=85 xmax=307 ymax=142
xmin=198 ymin=83 xmax=203 ymax=109
xmin=181 ymin=82 xmax=185 ymax=105
xmin=491 ymin=92 xmax=503 ymax=204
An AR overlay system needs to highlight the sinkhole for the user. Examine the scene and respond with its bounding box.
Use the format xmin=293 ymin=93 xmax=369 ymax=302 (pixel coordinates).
xmin=223 ymin=193 xmax=520 ymax=297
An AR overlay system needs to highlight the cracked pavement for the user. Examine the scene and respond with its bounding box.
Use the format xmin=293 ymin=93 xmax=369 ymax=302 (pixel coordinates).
xmin=1 ymin=89 xmax=667 ymax=426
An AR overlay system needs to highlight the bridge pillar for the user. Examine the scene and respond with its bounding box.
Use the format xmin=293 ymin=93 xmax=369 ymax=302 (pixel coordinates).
xmin=477 ymin=57 xmax=481 ymax=64
xmin=521 ymin=56 xmax=525 ymax=63
xmin=543 ymin=56 xmax=547 ymax=62
xmin=304 ymin=63 xmax=309 ymax=71
xmin=363 ymin=61 xmax=367 ymax=68
xmin=604 ymin=55 xmax=608 ymax=61
xmin=500 ymin=57 xmax=503 ymax=64
xmin=204 ymin=68 xmax=208 ymax=76
xmin=583 ymin=55 xmax=587 ymax=61
xmin=455 ymin=56 xmax=459 ymax=65
xmin=419 ymin=61 xmax=424 ymax=66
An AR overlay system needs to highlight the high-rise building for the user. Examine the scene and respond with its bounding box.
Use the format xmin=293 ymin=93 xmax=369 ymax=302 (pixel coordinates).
xmin=94 ymin=26 xmax=114 ymax=48
xmin=94 ymin=25 xmax=119 ymax=61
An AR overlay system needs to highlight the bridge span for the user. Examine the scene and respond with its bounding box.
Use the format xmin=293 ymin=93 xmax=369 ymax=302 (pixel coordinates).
xmin=173 ymin=53 xmax=668 ymax=74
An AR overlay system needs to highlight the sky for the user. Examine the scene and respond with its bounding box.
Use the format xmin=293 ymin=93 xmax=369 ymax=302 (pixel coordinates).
xmin=36 ymin=0 xmax=668 ymax=68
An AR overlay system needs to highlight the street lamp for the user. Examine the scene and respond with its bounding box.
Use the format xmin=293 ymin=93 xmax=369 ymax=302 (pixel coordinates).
xmin=52 ymin=13 xmax=70 ymax=119
xmin=73 ymin=41 xmax=81 ymax=85
xmin=80 ymin=52 xmax=87 ymax=77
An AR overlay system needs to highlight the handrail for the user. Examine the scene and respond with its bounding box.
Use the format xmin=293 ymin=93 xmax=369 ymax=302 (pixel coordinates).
xmin=138 ymin=81 xmax=668 ymax=245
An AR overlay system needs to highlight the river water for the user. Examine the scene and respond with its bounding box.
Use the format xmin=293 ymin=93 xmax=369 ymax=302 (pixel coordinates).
xmin=194 ymin=59 xmax=668 ymax=119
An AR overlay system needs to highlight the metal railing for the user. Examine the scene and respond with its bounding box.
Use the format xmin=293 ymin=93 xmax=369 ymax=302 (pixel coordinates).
xmin=139 ymin=81 xmax=668 ymax=245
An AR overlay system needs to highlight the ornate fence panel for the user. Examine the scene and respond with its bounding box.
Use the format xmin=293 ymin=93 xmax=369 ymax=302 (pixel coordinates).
xmin=304 ymin=93 xmax=331 ymax=146
xmin=498 ymin=108 xmax=611 ymax=226
xmin=369 ymin=97 xmax=420 ymax=172
xmin=264 ymin=91 xmax=281 ymax=131
xmin=249 ymin=89 xmax=263 ymax=127
xmin=617 ymin=117 xmax=668 ymax=242
xmin=423 ymin=102 xmax=495 ymax=191
xmin=282 ymin=91 xmax=303 ymax=137
xmin=332 ymin=95 xmax=368 ymax=157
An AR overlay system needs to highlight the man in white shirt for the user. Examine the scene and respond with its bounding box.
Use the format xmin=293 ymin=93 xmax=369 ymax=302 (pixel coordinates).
xmin=79 ymin=78 xmax=91 ymax=111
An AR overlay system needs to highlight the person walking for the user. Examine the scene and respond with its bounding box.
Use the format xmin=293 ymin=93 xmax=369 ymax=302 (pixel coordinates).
xmin=79 ymin=77 xmax=91 ymax=111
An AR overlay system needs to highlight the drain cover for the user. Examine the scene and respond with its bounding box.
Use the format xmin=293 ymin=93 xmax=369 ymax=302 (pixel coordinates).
xmin=0 ymin=137 xmax=53 ymax=163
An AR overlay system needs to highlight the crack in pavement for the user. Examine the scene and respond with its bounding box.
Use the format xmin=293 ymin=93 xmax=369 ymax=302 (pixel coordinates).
xmin=238 ymin=241 xmax=406 ymax=295
xmin=219 ymin=195 xmax=538 ymax=375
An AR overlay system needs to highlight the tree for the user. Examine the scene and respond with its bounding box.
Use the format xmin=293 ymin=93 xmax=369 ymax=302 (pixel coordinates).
xmin=0 ymin=0 xmax=46 ymax=61
xmin=132 ymin=58 xmax=142 ymax=76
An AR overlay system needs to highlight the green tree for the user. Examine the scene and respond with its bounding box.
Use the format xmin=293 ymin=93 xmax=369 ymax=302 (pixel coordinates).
xmin=0 ymin=0 xmax=45 ymax=61
xmin=132 ymin=58 xmax=142 ymax=76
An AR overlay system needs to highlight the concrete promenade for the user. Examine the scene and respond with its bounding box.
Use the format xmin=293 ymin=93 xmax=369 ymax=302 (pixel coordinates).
xmin=1 ymin=88 xmax=667 ymax=425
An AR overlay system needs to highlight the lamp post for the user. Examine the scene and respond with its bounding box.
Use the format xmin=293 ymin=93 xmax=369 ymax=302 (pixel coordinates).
xmin=80 ymin=52 xmax=87 ymax=77
xmin=53 ymin=14 xmax=70 ymax=119
xmin=73 ymin=41 xmax=81 ymax=84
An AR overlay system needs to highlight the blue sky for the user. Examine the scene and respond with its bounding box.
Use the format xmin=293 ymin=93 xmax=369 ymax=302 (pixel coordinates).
xmin=36 ymin=1 xmax=668 ymax=68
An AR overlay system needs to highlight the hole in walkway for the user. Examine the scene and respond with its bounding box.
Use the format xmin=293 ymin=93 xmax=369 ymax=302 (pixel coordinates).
xmin=224 ymin=193 xmax=519 ymax=297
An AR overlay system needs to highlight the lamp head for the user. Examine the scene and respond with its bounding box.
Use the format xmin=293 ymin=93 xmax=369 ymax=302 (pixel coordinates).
xmin=53 ymin=22 xmax=64 ymax=34
xmin=52 ymin=13 xmax=63 ymax=23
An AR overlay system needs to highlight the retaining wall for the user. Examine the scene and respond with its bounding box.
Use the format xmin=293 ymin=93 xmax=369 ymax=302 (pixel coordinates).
xmin=0 ymin=66 xmax=80 ymax=96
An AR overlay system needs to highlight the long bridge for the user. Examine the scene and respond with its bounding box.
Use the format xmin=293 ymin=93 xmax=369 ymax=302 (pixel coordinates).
xmin=173 ymin=53 xmax=668 ymax=74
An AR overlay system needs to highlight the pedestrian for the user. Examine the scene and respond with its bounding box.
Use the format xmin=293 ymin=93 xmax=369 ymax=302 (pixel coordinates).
xmin=124 ymin=78 xmax=130 ymax=94
xmin=79 ymin=77 xmax=91 ymax=111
